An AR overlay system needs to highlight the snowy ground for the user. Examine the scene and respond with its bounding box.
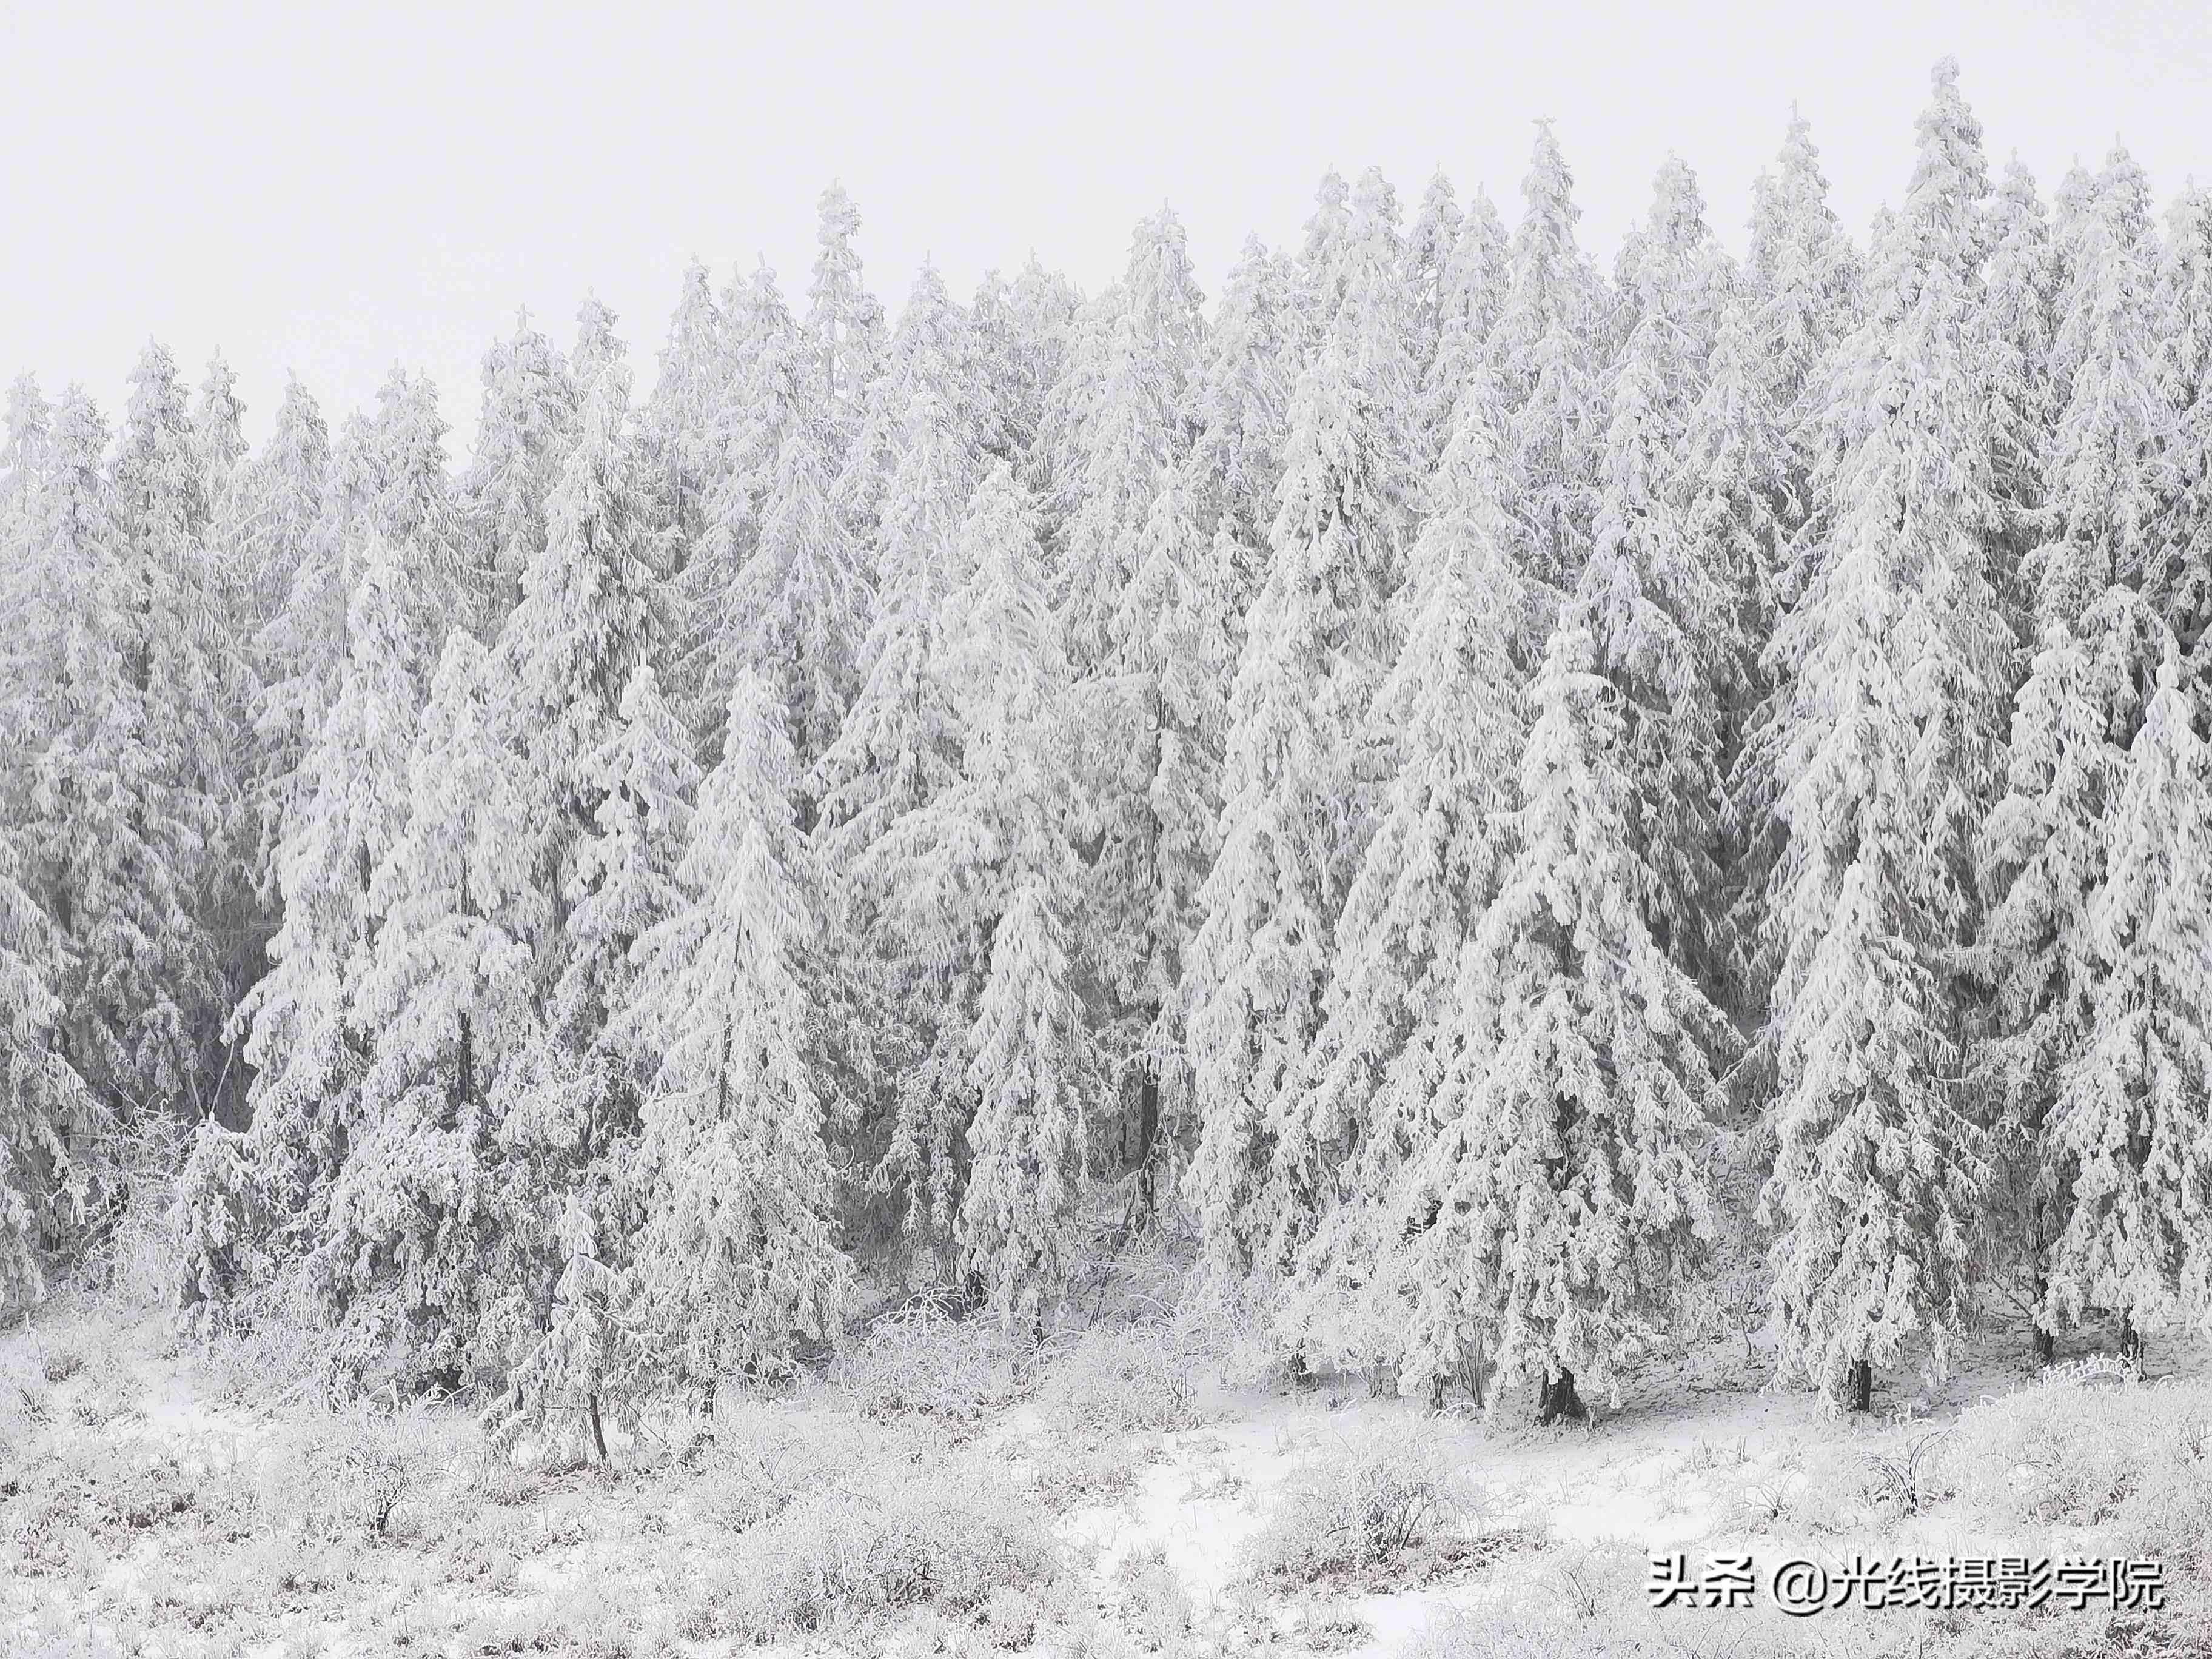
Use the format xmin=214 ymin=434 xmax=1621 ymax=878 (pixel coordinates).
xmin=3 ymin=1300 xmax=2209 ymax=1658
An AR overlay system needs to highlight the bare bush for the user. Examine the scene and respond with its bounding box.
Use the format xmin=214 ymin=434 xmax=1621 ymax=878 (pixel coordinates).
xmin=828 ymin=1298 xmax=1025 ymax=1426
xmin=1241 ymin=1418 xmax=1475 ymax=1586
xmin=705 ymin=1430 xmax=1067 ymax=1644
xmin=1037 ymin=1321 xmax=1205 ymax=1436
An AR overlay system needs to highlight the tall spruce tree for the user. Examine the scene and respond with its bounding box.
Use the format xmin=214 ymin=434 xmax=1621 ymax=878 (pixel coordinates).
xmin=627 ymin=671 xmax=851 ymax=1389
xmin=1758 ymin=62 xmax=2008 ymax=1410
xmin=1403 ymin=625 xmax=1729 ymax=1423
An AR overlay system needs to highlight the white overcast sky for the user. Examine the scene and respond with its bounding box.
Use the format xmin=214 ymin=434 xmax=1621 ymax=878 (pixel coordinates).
xmin=4 ymin=0 xmax=2208 ymax=459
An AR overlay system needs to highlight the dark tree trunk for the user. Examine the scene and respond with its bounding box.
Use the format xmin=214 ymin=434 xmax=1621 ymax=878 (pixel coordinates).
xmin=2031 ymin=1324 xmax=2055 ymax=1367
xmin=1463 ymin=1332 xmax=1488 ymax=1410
xmin=1535 ymin=1367 xmax=1586 ymax=1426
xmin=1849 ymin=1358 xmax=1873 ymax=1413
xmin=588 ymin=1392 xmax=608 ymax=1465
xmin=1135 ymin=1061 xmax=1161 ymax=1220
xmin=453 ymin=1010 xmax=473 ymax=1127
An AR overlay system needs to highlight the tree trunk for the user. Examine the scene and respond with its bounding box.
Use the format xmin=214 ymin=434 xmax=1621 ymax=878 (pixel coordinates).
xmin=1535 ymin=1367 xmax=1586 ymax=1426
xmin=1848 ymin=1358 xmax=1873 ymax=1414
xmin=1134 ymin=1060 xmax=1161 ymax=1221
xmin=1461 ymin=1331 xmax=1488 ymax=1410
xmin=588 ymin=1392 xmax=608 ymax=1465
xmin=2031 ymin=1324 xmax=2055 ymax=1367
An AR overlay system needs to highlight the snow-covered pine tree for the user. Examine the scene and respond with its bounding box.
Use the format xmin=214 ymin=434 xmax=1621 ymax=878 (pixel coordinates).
xmin=807 ymin=181 xmax=888 ymax=447
xmin=1297 ymin=169 xmax=1352 ymax=324
xmin=190 ymin=354 xmax=251 ymax=620
xmin=1030 ymin=281 xmax=1125 ymax=557
xmin=814 ymin=264 xmax=988 ymax=867
xmin=1684 ymin=273 xmax=1792 ymax=799
xmin=640 ymin=259 xmax=729 ymax=552
xmin=706 ymin=261 xmax=799 ymax=533
xmin=249 ymin=407 xmax=396 ymax=907
xmin=460 ymin=309 xmax=581 ymax=624
xmin=571 ymin=294 xmax=627 ymax=390
xmin=1190 ymin=236 xmax=1299 ymax=628
xmin=1744 ymin=108 xmax=1862 ymax=517
xmin=1059 ymin=210 xmax=1208 ymax=1196
xmin=4 ymin=381 xmax=75 ymax=768
xmin=1574 ymin=156 xmax=1734 ymax=984
xmin=466 ymin=362 xmax=679 ymax=1397
xmin=1398 ymin=623 xmax=1730 ymax=1423
xmin=1758 ymin=64 xmax=2008 ymax=1412
xmin=811 ymin=265 xmax=991 ymax=1265
xmin=1 ymin=372 xmax=49 ymax=518
xmin=687 ymin=263 xmax=828 ymax=757
xmin=491 ymin=661 xmax=695 ymax=1454
xmin=627 ymin=669 xmax=850 ymax=1392
xmin=2046 ymin=649 xmax=2212 ymax=1359
xmin=1976 ymin=146 xmax=2180 ymax=1361
xmin=1091 ymin=459 xmax=1232 ymax=1215
xmin=1056 ymin=207 xmax=1207 ymax=680
xmin=716 ymin=386 xmax=868 ymax=785
xmin=833 ymin=261 xmax=987 ymax=582
xmin=1727 ymin=118 xmax=1866 ymax=1021
xmin=1419 ymin=188 xmax=1510 ymax=468
xmin=318 ymin=627 xmax=537 ymax=1390
xmin=229 ymin=377 xmax=332 ymax=668
xmin=1330 ymin=167 xmax=1424 ymax=529
xmin=1284 ymin=373 xmax=1532 ymax=1379
xmin=229 ymin=538 xmax=433 ymax=1248
xmin=1490 ymin=121 xmax=1604 ymax=593
xmin=1981 ymin=156 xmax=2060 ymax=620
xmin=365 ymin=367 xmax=472 ymax=637
xmin=1001 ymin=257 xmax=1082 ymax=475
xmin=2046 ymin=147 xmax=2180 ymax=598
xmin=1403 ymin=171 xmax=1464 ymax=396
xmin=935 ymin=464 xmax=1097 ymax=1330
xmin=1185 ymin=338 xmax=1401 ymax=1309
xmin=1609 ymin=156 xmax=1725 ymax=370
xmin=2149 ymin=185 xmax=2212 ymax=662
xmin=53 ymin=346 xmax=227 ymax=1121
xmin=1974 ymin=598 xmax=2163 ymax=1364
xmin=187 ymin=354 xmax=275 ymax=1125
xmin=0 ymin=820 xmax=103 ymax=1310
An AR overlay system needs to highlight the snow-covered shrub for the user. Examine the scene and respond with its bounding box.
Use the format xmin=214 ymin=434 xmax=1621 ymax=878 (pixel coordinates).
xmin=688 ymin=1391 xmax=873 ymax=1531
xmin=1942 ymin=1359 xmax=2212 ymax=1557
xmin=1157 ymin=1266 xmax=1285 ymax=1390
xmin=1038 ymin=1320 xmax=1205 ymax=1436
xmin=255 ymin=1398 xmax=454 ymax=1541
xmin=706 ymin=1430 xmax=1065 ymax=1643
xmin=187 ymin=1265 xmax=349 ymax=1411
xmin=1241 ymin=1419 xmax=1473 ymax=1585
xmin=68 ymin=1113 xmax=189 ymax=1314
xmin=1111 ymin=1542 xmax=1197 ymax=1651
xmin=0 ymin=1337 xmax=50 ymax=1463
xmin=828 ymin=1298 xmax=1025 ymax=1425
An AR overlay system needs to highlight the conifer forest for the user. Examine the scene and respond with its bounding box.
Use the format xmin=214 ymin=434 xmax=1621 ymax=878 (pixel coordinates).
xmin=10 ymin=52 xmax=2212 ymax=1466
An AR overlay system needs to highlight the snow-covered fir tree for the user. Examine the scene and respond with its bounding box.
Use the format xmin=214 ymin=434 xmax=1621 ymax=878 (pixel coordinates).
xmin=461 ymin=309 xmax=580 ymax=623
xmin=1758 ymin=61 xmax=2009 ymax=1410
xmin=2045 ymin=651 xmax=2212 ymax=1356
xmin=1398 ymin=624 xmax=1731 ymax=1423
xmin=1284 ymin=374 xmax=1533 ymax=1377
xmin=806 ymin=181 xmax=888 ymax=446
xmin=627 ymin=670 xmax=850 ymax=1390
